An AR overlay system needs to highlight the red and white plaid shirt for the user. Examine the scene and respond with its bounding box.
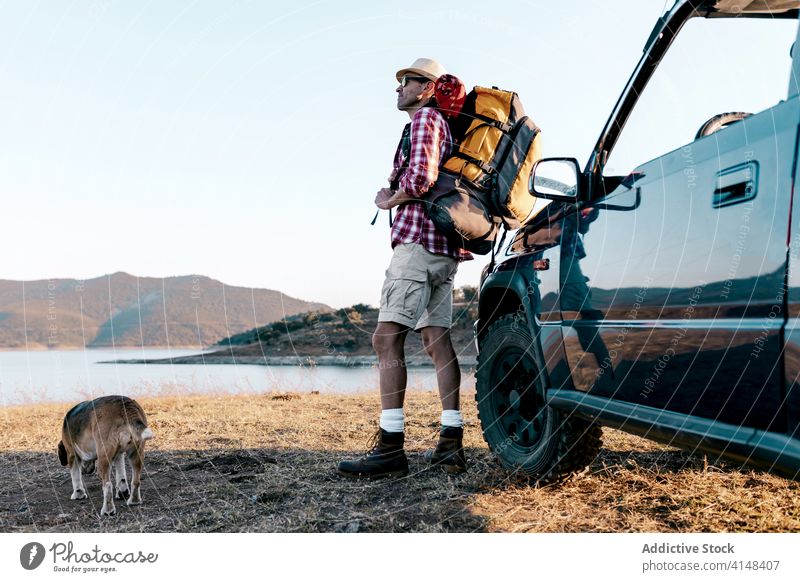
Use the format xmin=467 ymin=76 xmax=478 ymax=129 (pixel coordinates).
xmin=388 ymin=107 xmax=472 ymax=261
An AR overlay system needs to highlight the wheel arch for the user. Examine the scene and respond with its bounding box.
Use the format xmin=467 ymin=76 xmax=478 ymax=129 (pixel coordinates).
xmin=477 ymin=273 xmax=537 ymax=341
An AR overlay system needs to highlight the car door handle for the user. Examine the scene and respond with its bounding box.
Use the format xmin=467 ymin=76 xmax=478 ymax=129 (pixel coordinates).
xmin=713 ymin=161 xmax=758 ymax=208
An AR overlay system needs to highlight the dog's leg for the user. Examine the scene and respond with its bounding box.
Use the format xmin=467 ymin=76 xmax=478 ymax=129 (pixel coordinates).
xmin=127 ymin=447 xmax=143 ymax=506
xmin=114 ymin=453 xmax=129 ymax=499
xmin=69 ymin=457 xmax=87 ymax=500
xmin=97 ymin=456 xmax=116 ymax=516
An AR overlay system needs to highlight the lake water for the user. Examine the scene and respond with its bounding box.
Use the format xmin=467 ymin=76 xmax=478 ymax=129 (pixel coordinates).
xmin=0 ymin=349 xmax=476 ymax=406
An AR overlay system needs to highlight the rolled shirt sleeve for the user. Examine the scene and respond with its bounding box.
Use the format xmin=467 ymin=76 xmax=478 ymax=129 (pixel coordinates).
xmin=398 ymin=108 xmax=449 ymax=197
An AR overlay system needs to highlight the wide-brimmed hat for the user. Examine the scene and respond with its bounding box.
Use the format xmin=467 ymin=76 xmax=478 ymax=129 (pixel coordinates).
xmin=395 ymin=58 xmax=447 ymax=82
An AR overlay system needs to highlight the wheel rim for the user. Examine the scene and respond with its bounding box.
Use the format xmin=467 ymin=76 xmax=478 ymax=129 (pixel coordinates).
xmin=489 ymin=346 xmax=547 ymax=449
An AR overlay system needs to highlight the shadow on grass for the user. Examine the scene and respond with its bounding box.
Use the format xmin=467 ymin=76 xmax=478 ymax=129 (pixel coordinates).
xmin=0 ymin=443 xmax=779 ymax=533
xmin=0 ymin=447 xmax=500 ymax=533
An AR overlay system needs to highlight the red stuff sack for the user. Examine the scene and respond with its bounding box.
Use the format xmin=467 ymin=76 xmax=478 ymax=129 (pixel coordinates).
xmin=434 ymin=74 xmax=466 ymax=120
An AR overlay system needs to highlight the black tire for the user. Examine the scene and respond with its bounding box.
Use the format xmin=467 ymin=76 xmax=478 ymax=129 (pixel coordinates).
xmin=475 ymin=313 xmax=602 ymax=484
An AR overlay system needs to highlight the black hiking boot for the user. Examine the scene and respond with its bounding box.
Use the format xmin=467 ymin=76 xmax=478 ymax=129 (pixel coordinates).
xmin=337 ymin=429 xmax=409 ymax=479
xmin=424 ymin=426 xmax=466 ymax=474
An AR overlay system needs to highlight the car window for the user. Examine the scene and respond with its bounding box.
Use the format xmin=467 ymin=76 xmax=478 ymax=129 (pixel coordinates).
xmin=604 ymin=16 xmax=798 ymax=178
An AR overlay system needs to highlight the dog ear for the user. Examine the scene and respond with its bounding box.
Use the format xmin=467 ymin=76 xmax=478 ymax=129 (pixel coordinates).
xmin=58 ymin=441 xmax=68 ymax=466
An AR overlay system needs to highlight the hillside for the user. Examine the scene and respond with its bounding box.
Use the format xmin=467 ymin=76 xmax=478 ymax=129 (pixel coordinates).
xmin=203 ymin=289 xmax=479 ymax=362
xmin=0 ymin=272 xmax=329 ymax=349
xmin=127 ymin=287 xmax=481 ymax=366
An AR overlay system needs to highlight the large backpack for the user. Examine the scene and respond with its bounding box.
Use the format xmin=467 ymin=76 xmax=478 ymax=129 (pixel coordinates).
xmin=427 ymin=83 xmax=542 ymax=254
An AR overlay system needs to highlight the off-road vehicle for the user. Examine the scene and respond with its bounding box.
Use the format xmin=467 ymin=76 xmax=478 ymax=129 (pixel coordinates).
xmin=476 ymin=0 xmax=800 ymax=482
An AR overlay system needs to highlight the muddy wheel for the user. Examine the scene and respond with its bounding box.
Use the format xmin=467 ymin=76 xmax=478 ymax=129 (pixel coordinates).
xmin=475 ymin=313 xmax=602 ymax=483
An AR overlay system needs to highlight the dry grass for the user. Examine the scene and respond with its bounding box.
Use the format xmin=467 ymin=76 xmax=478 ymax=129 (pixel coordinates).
xmin=0 ymin=392 xmax=797 ymax=532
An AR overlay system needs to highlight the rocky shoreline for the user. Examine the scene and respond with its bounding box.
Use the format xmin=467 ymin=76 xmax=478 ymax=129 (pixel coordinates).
xmin=102 ymin=353 xmax=478 ymax=368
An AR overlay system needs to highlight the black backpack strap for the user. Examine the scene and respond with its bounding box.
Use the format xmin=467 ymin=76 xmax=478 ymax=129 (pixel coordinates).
xmin=489 ymin=223 xmax=509 ymax=271
xmin=374 ymin=123 xmax=412 ymax=226
xmin=400 ymin=123 xmax=411 ymax=158
xmin=389 ymin=123 xmax=412 ymax=191
xmin=369 ymin=206 xmax=395 ymax=227
xmin=449 ymin=152 xmax=495 ymax=176
xmin=467 ymin=113 xmax=513 ymax=134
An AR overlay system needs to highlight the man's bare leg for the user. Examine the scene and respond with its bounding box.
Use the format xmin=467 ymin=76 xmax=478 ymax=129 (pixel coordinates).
xmin=421 ymin=326 xmax=460 ymax=410
xmin=421 ymin=325 xmax=467 ymax=473
xmin=372 ymin=321 xmax=410 ymax=409
xmin=337 ymin=320 xmax=411 ymax=478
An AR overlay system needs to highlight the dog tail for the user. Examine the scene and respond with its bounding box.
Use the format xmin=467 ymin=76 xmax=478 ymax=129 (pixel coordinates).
xmin=57 ymin=441 xmax=68 ymax=466
xmin=132 ymin=416 xmax=153 ymax=441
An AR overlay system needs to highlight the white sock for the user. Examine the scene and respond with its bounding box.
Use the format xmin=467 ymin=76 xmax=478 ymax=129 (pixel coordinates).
xmin=380 ymin=408 xmax=404 ymax=433
xmin=441 ymin=409 xmax=463 ymax=428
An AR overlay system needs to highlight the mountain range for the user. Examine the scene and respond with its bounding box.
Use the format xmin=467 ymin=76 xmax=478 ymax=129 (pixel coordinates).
xmin=0 ymin=272 xmax=329 ymax=349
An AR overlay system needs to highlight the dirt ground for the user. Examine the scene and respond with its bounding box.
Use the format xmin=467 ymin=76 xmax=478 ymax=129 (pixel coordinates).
xmin=1 ymin=391 xmax=798 ymax=533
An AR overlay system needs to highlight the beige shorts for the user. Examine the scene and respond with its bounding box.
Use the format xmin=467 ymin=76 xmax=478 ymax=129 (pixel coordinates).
xmin=378 ymin=243 xmax=459 ymax=331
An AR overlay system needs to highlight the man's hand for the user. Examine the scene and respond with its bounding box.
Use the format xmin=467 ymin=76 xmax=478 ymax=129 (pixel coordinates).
xmin=375 ymin=187 xmax=416 ymax=210
xmin=375 ymin=188 xmax=395 ymax=210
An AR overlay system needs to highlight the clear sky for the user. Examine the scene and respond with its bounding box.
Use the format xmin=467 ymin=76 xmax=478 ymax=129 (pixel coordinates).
xmin=0 ymin=0 xmax=795 ymax=307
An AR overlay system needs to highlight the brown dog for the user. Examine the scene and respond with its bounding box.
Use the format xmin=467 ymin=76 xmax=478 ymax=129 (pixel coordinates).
xmin=57 ymin=396 xmax=154 ymax=516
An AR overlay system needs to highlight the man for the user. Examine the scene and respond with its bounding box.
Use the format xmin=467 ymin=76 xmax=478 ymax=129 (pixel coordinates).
xmin=337 ymin=58 xmax=472 ymax=479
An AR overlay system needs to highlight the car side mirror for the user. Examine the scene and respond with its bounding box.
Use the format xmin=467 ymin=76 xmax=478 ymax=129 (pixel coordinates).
xmin=529 ymin=157 xmax=581 ymax=201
